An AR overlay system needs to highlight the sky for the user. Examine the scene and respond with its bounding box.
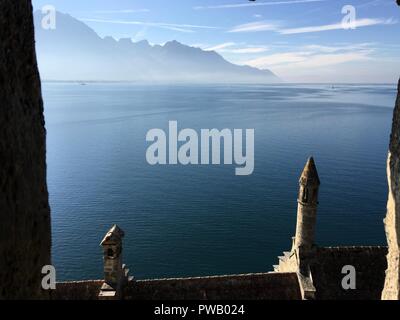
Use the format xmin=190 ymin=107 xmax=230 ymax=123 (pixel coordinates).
xmin=32 ymin=0 xmax=400 ymax=82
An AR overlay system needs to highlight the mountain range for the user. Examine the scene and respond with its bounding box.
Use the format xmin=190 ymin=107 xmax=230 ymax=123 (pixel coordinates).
xmin=33 ymin=11 xmax=279 ymax=83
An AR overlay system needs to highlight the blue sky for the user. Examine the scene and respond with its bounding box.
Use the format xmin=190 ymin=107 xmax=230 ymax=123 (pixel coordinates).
xmin=32 ymin=0 xmax=400 ymax=82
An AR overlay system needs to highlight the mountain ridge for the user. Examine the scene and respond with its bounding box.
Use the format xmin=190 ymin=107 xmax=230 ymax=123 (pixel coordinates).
xmin=33 ymin=11 xmax=280 ymax=83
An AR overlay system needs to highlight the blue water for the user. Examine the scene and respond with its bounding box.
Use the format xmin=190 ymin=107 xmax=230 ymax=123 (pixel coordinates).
xmin=43 ymin=83 xmax=397 ymax=281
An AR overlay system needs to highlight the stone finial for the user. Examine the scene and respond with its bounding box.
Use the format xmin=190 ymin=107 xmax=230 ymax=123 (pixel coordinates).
xmin=99 ymin=225 xmax=131 ymax=300
xmin=100 ymin=224 xmax=125 ymax=246
xmin=299 ymin=157 xmax=320 ymax=187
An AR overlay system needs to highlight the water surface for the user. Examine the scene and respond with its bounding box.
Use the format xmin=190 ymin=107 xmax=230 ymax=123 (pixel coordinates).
xmin=43 ymin=83 xmax=396 ymax=281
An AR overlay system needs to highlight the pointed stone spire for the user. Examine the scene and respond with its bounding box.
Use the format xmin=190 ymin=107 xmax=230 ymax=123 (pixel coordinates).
xmin=299 ymin=157 xmax=320 ymax=187
xmin=293 ymin=157 xmax=321 ymax=251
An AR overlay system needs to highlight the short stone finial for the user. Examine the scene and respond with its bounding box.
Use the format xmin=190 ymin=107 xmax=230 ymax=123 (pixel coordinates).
xmin=99 ymin=225 xmax=131 ymax=300
xmin=100 ymin=225 xmax=125 ymax=248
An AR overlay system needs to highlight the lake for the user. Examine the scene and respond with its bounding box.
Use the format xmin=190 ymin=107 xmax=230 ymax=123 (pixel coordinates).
xmin=43 ymin=82 xmax=396 ymax=281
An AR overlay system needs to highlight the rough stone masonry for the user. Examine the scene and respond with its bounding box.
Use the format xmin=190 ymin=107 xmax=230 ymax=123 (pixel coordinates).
xmin=382 ymin=80 xmax=400 ymax=300
xmin=0 ymin=0 xmax=51 ymax=299
xmin=382 ymin=0 xmax=400 ymax=301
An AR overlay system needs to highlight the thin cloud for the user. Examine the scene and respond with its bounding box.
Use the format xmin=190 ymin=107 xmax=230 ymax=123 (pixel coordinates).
xmin=275 ymin=52 xmax=371 ymax=69
xmin=245 ymin=52 xmax=373 ymax=80
xmin=244 ymin=43 xmax=375 ymax=70
xmin=80 ymin=18 xmax=219 ymax=33
xmin=94 ymin=9 xmax=150 ymax=14
xmin=280 ymin=18 xmax=397 ymax=34
xmin=231 ymin=47 xmax=269 ymax=54
xmin=302 ymin=43 xmax=375 ymax=53
xmin=203 ymin=43 xmax=269 ymax=54
xmin=205 ymin=43 xmax=236 ymax=51
xmin=229 ymin=21 xmax=280 ymax=33
xmin=194 ymin=0 xmax=325 ymax=10
xmin=245 ymin=52 xmax=312 ymax=67
xmin=229 ymin=18 xmax=396 ymax=34
xmin=162 ymin=26 xmax=195 ymax=33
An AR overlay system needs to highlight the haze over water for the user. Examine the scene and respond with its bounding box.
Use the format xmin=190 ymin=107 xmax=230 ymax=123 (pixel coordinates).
xmin=43 ymin=83 xmax=396 ymax=281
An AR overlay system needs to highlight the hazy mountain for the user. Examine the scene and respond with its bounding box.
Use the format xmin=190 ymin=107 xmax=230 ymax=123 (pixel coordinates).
xmin=33 ymin=11 xmax=279 ymax=83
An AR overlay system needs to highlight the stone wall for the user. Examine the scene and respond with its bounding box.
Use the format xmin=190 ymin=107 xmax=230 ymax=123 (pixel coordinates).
xmin=382 ymin=79 xmax=400 ymax=300
xmin=124 ymin=273 xmax=302 ymax=300
xmin=51 ymin=281 xmax=103 ymax=300
xmin=52 ymin=274 xmax=303 ymax=300
xmin=313 ymin=246 xmax=387 ymax=300
xmin=0 ymin=0 xmax=51 ymax=299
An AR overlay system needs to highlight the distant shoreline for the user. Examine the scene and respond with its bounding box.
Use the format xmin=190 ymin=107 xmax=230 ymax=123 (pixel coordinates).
xmin=41 ymin=80 xmax=397 ymax=86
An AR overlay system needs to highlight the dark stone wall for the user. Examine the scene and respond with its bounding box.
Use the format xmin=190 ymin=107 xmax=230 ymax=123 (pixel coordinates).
xmin=124 ymin=273 xmax=302 ymax=300
xmin=0 ymin=0 xmax=51 ymax=299
xmin=389 ymin=80 xmax=400 ymax=162
xmin=51 ymin=281 xmax=103 ymax=300
xmin=382 ymin=80 xmax=400 ymax=299
xmin=51 ymin=273 xmax=303 ymax=300
xmin=312 ymin=247 xmax=388 ymax=300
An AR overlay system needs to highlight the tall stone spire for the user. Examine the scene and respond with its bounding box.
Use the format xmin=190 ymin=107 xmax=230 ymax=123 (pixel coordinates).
xmin=275 ymin=157 xmax=321 ymax=300
xmin=382 ymin=79 xmax=400 ymax=300
xmin=294 ymin=157 xmax=320 ymax=250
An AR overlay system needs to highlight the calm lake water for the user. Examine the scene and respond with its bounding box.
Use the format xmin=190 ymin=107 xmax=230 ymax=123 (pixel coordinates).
xmin=43 ymin=82 xmax=397 ymax=281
